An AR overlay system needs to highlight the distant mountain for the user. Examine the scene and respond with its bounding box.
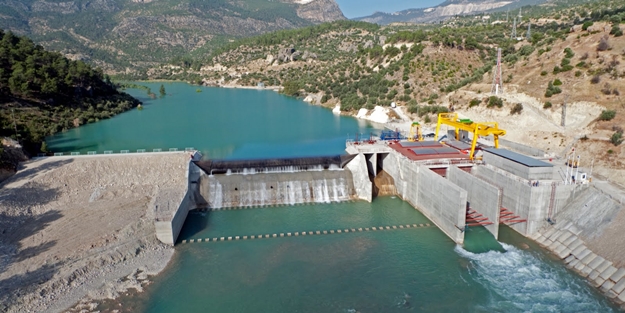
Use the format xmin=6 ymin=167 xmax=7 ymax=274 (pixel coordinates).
xmin=355 ymin=0 xmax=545 ymax=24
xmin=0 ymin=0 xmax=345 ymax=74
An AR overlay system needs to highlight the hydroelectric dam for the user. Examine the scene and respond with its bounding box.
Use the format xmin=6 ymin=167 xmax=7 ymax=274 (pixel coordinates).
xmin=154 ymin=136 xmax=584 ymax=246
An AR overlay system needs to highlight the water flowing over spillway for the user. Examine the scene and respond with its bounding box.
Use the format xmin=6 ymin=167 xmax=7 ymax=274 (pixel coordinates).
xmin=204 ymin=170 xmax=355 ymax=208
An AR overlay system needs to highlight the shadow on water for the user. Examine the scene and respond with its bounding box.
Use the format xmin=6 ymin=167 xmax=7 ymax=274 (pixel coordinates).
xmin=0 ymin=162 xmax=68 ymax=311
xmin=462 ymin=226 xmax=505 ymax=254
xmin=176 ymin=210 xmax=211 ymax=243
xmin=45 ymin=137 xmax=78 ymax=145
xmin=53 ymin=143 xmax=100 ymax=153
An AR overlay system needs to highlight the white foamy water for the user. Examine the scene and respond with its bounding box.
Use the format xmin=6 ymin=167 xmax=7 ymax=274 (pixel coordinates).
xmin=455 ymin=243 xmax=616 ymax=312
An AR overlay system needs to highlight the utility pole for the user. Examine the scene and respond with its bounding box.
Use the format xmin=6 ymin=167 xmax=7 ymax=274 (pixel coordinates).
xmin=561 ymin=95 xmax=569 ymax=127
xmin=491 ymin=48 xmax=503 ymax=95
xmin=589 ymin=158 xmax=594 ymax=182
xmin=506 ymin=9 xmax=509 ymax=23
xmin=527 ymin=21 xmax=531 ymax=40
xmin=511 ymin=18 xmax=517 ymax=39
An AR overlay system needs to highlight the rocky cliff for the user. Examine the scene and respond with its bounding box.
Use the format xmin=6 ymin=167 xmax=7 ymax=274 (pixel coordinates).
xmin=293 ymin=0 xmax=346 ymax=23
xmin=356 ymin=0 xmax=543 ymax=24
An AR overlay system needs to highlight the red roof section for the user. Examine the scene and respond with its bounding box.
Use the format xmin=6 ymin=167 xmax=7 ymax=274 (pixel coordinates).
xmin=388 ymin=141 xmax=470 ymax=161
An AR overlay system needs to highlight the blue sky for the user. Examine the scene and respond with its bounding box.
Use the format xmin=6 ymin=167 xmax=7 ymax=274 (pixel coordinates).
xmin=335 ymin=0 xmax=446 ymax=18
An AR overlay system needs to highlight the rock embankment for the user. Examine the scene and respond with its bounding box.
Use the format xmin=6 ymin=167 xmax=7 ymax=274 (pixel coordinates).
xmin=0 ymin=152 xmax=189 ymax=313
xmin=532 ymin=185 xmax=625 ymax=307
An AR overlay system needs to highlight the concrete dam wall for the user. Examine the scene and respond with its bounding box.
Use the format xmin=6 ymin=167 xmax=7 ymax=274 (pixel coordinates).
xmin=448 ymin=165 xmax=501 ymax=239
xmin=377 ymin=150 xmax=467 ymax=244
xmin=200 ymin=170 xmax=355 ymax=208
xmin=195 ymin=156 xmax=357 ymax=209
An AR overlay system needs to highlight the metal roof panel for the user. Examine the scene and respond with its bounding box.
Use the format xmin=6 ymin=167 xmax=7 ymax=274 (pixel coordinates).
xmin=412 ymin=148 xmax=438 ymax=155
xmin=484 ymin=148 xmax=553 ymax=167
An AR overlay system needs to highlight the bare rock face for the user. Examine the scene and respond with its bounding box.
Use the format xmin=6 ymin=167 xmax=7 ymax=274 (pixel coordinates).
xmin=294 ymin=0 xmax=346 ymax=23
xmin=277 ymin=48 xmax=296 ymax=63
xmin=356 ymin=0 xmax=517 ymax=24
xmin=301 ymin=51 xmax=317 ymax=60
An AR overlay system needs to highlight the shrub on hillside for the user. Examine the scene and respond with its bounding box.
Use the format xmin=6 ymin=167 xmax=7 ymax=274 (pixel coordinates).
xmin=543 ymin=101 xmax=552 ymax=109
xmin=553 ymin=78 xmax=563 ymax=86
xmin=321 ymin=94 xmax=330 ymax=104
xmin=518 ymin=45 xmax=535 ymax=57
xmin=545 ymin=81 xmax=562 ymax=97
xmin=582 ymin=21 xmax=594 ymax=31
xmin=601 ymin=83 xmax=613 ymax=95
xmin=597 ymin=36 xmax=611 ymax=51
xmin=487 ymin=96 xmax=503 ymax=108
xmin=600 ymin=110 xmax=617 ymax=121
xmin=611 ymin=131 xmax=623 ymax=146
xmin=591 ymin=75 xmax=601 ymax=84
xmin=564 ymin=48 xmax=575 ymax=59
xmin=510 ymin=103 xmax=523 ymax=115
xmin=469 ymin=98 xmax=480 ymax=108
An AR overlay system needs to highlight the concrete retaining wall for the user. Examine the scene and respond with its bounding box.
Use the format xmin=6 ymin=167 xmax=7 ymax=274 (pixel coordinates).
xmin=473 ymin=165 xmax=531 ymax=236
xmin=380 ymin=152 xmax=466 ymax=243
xmin=552 ymin=186 xmax=620 ymax=240
xmin=417 ymin=166 xmax=467 ymax=244
xmin=155 ymin=161 xmax=201 ymax=245
xmin=500 ymin=138 xmax=546 ymax=157
xmin=155 ymin=191 xmax=192 ymax=245
xmin=381 ymin=152 xmax=419 ymax=206
xmin=344 ymin=153 xmax=371 ymax=202
xmin=472 ymin=165 xmax=574 ymax=236
xmin=448 ymin=165 xmax=500 ymax=239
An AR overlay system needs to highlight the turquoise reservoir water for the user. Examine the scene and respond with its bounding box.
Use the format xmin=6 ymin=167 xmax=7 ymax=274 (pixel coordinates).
xmin=110 ymin=198 xmax=617 ymax=313
xmin=50 ymin=83 xmax=618 ymax=312
xmin=47 ymin=82 xmax=377 ymax=159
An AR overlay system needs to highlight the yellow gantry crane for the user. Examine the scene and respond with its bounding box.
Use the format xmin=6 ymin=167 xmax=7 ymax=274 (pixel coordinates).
xmin=408 ymin=122 xmax=423 ymax=142
xmin=434 ymin=113 xmax=506 ymax=159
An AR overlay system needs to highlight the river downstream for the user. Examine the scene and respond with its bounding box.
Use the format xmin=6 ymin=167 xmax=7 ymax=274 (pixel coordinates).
xmin=47 ymin=83 xmax=619 ymax=312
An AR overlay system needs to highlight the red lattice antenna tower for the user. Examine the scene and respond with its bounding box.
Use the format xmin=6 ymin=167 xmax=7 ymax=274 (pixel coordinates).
xmin=491 ymin=48 xmax=503 ymax=95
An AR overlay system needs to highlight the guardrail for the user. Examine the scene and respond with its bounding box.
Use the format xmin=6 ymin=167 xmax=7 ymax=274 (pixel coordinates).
xmin=37 ymin=147 xmax=194 ymax=157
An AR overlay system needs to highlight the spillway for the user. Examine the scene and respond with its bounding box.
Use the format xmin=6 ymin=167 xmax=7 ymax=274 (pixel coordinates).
xmin=195 ymin=155 xmax=357 ymax=209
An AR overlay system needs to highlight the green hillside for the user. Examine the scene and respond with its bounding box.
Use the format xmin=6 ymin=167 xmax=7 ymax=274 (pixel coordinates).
xmin=0 ymin=29 xmax=139 ymax=156
xmin=0 ymin=0 xmax=345 ymax=76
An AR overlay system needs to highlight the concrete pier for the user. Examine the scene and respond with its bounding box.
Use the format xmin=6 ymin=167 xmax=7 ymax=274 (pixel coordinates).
xmin=155 ymin=160 xmax=203 ymax=245
xmin=448 ymin=165 xmax=501 ymax=239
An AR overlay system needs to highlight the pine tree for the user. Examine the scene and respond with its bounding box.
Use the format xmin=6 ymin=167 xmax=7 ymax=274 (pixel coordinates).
xmin=159 ymin=84 xmax=166 ymax=97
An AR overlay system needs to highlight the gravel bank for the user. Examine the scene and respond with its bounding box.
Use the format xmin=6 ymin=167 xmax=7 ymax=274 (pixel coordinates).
xmin=0 ymin=153 xmax=189 ymax=313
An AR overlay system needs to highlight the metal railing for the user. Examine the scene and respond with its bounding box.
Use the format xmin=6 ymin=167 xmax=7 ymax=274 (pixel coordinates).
xmin=38 ymin=147 xmax=195 ymax=157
